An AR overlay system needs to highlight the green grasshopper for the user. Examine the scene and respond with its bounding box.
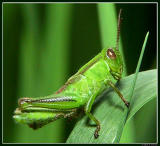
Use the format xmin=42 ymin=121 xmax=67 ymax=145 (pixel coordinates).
xmin=13 ymin=9 xmax=129 ymax=139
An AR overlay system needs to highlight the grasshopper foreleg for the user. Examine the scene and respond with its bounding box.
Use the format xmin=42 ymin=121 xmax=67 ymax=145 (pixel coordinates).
xmin=107 ymin=80 xmax=130 ymax=108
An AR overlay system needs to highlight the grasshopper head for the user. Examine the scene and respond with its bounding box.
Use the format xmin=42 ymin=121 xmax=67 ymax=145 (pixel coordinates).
xmin=102 ymin=47 xmax=123 ymax=80
xmin=102 ymin=9 xmax=124 ymax=80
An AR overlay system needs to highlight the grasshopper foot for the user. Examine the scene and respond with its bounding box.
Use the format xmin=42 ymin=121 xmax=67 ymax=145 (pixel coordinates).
xmin=125 ymin=101 xmax=130 ymax=108
xmin=94 ymin=125 xmax=100 ymax=139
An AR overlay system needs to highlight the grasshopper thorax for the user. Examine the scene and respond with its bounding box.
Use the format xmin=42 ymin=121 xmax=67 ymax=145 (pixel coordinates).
xmin=101 ymin=47 xmax=123 ymax=80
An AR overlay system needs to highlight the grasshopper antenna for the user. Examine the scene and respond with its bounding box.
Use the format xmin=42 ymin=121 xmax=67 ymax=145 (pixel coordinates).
xmin=116 ymin=9 xmax=122 ymax=50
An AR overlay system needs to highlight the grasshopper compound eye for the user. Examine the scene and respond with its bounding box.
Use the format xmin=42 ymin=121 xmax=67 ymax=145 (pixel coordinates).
xmin=106 ymin=48 xmax=116 ymax=59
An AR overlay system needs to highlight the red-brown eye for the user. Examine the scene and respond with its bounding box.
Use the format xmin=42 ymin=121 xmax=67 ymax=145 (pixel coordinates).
xmin=106 ymin=48 xmax=116 ymax=59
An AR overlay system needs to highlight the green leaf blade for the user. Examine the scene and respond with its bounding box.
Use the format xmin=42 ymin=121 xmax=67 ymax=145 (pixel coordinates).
xmin=127 ymin=70 xmax=157 ymax=123
xmin=127 ymin=32 xmax=149 ymax=101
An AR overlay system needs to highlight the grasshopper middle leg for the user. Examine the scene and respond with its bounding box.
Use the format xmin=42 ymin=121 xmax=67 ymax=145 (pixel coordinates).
xmin=85 ymin=91 xmax=101 ymax=139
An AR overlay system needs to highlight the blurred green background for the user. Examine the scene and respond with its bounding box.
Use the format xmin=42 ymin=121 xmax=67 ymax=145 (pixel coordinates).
xmin=3 ymin=3 xmax=157 ymax=143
